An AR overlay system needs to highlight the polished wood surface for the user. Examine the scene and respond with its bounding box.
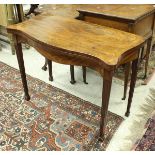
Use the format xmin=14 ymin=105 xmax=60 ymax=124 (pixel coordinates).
xmin=25 ymin=4 xmax=155 ymax=47
xmin=78 ymin=5 xmax=155 ymax=39
xmin=7 ymin=15 xmax=144 ymax=139
xmin=38 ymin=4 xmax=80 ymax=18
xmin=27 ymin=4 xmax=85 ymax=84
xmin=34 ymin=5 xmax=87 ymax=84
xmin=37 ymin=4 xmax=155 ymax=83
xmin=78 ymin=4 xmax=155 ymax=23
xmin=7 ymin=15 xmax=144 ymax=69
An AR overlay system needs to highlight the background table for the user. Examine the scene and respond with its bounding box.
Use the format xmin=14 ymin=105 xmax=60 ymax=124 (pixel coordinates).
xmin=77 ymin=4 xmax=155 ymax=99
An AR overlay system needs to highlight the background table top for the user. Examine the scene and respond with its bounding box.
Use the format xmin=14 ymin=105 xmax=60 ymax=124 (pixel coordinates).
xmin=77 ymin=4 xmax=155 ymax=22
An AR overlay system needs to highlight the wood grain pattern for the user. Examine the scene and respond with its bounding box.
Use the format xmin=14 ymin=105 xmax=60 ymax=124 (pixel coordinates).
xmin=7 ymin=15 xmax=144 ymax=69
xmin=77 ymin=4 xmax=155 ymax=23
xmin=84 ymin=16 xmax=129 ymax=31
xmin=37 ymin=4 xmax=80 ymax=18
xmin=7 ymin=14 xmax=144 ymax=138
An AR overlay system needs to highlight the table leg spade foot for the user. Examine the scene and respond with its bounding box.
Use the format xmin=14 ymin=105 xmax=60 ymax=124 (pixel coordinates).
xmin=24 ymin=94 xmax=30 ymax=101
xmin=42 ymin=58 xmax=48 ymax=71
xmin=42 ymin=65 xmax=47 ymax=71
xmin=83 ymin=80 xmax=88 ymax=84
xmin=49 ymin=76 xmax=53 ymax=81
xmin=70 ymin=80 xmax=76 ymax=84
xmin=122 ymin=96 xmax=126 ymax=100
xmin=125 ymin=111 xmax=130 ymax=117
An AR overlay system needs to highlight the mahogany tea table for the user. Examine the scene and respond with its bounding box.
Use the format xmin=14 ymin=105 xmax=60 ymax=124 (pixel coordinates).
xmin=7 ymin=15 xmax=144 ymax=140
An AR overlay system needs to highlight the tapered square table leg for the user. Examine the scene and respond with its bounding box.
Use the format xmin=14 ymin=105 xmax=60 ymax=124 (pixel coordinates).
xmin=143 ymin=37 xmax=152 ymax=79
xmin=125 ymin=58 xmax=138 ymax=117
xmin=82 ymin=66 xmax=88 ymax=84
xmin=15 ymin=41 xmax=30 ymax=101
xmin=70 ymin=65 xmax=76 ymax=84
xmin=47 ymin=59 xmax=53 ymax=81
xmin=99 ymin=70 xmax=113 ymax=141
xmin=122 ymin=62 xmax=131 ymax=100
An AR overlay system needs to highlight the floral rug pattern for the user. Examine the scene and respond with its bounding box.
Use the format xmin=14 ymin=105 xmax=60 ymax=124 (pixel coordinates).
xmin=0 ymin=62 xmax=123 ymax=151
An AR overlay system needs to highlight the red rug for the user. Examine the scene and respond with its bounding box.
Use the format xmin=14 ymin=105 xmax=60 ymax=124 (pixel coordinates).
xmin=0 ymin=61 xmax=123 ymax=151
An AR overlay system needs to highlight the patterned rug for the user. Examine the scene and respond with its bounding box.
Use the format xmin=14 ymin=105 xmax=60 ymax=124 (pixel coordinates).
xmin=114 ymin=50 xmax=155 ymax=87
xmin=133 ymin=112 xmax=155 ymax=151
xmin=0 ymin=61 xmax=123 ymax=151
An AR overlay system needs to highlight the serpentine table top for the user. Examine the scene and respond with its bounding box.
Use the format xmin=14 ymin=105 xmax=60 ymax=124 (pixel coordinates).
xmin=7 ymin=15 xmax=144 ymax=140
xmin=7 ymin=15 xmax=144 ymax=69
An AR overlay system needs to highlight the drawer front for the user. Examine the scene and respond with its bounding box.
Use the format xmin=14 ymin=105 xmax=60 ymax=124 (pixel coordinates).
xmin=84 ymin=13 xmax=154 ymax=39
xmin=134 ymin=14 xmax=154 ymax=38
xmin=84 ymin=16 xmax=129 ymax=32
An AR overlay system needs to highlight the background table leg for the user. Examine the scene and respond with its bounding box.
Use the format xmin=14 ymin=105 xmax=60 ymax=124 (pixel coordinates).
xmin=125 ymin=58 xmax=138 ymax=117
xmin=99 ymin=70 xmax=113 ymax=141
xmin=140 ymin=46 xmax=144 ymax=63
xmin=122 ymin=62 xmax=131 ymax=100
xmin=47 ymin=59 xmax=53 ymax=81
xmin=42 ymin=57 xmax=48 ymax=71
xmin=82 ymin=66 xmax=88 ymax=84
xmin=15 ymin=42 xmax=30 ymax=101
xmin=70 ymin=65 xmax=76 ymax=84
xmin=143 ymin=37 xmax=152 ymax=79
